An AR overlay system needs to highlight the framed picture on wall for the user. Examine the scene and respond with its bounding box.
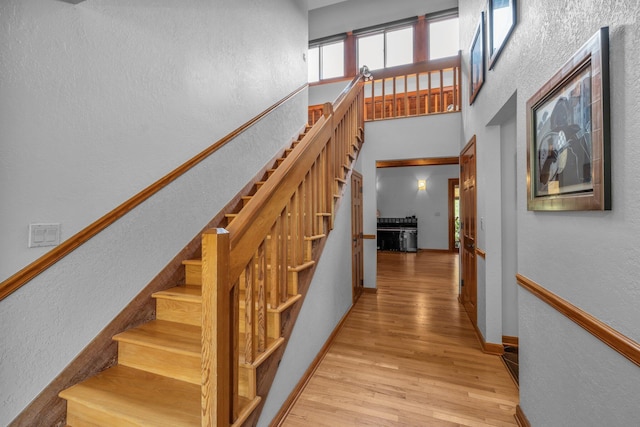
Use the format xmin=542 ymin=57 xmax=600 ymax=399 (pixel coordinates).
xmin=469 ymin=12 xmax=485 ymax=105
xmin=526 ymin=27 xmax=611 ymax=211
xmin=487 ymin=0 xmax=517 ymax=69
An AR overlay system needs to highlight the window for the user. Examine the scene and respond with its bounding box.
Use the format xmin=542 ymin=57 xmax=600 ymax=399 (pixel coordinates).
xmin=428 ymin=16 xmax=459 ymax=60
xmin=308 ymin=40 xmax=345 ymax=83
xmin=357 ymin=26 xmax=414 ymax=71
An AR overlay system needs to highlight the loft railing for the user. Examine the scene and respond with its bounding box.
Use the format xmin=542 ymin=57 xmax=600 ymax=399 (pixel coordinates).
xmin=201 ymin=74 xmax=364 ymax=426
xmin=308 ymin=56 xmax=461 ymax=125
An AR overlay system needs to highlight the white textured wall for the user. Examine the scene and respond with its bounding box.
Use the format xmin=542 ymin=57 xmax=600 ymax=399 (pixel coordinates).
xmin=0 ymin=0 xmax=308 ymax=282
xmin=499 ymin=113 xmax=518 ymax=338
xmin=258 ymin=177 xmax=353 ymax=426
xmin=308 ymin=80 xmax=350 ymax=105
xmin=359 ymin=113 xmax=462 ymax=288
xmin=0 ymin=0 xmax=308 ymax=423
xmin=376 ymin=164 xmax=459 ymax=250
xmin=459 ymin=0 xmax=640 ymax=423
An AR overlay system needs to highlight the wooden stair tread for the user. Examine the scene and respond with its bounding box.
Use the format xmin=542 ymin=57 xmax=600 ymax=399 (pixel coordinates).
xmin=233 ymin=396 xmax=262 ymax=427
xmin=238 ymin=335 xmax=285 ymax=367
xmin=272 ymin=294 xmax=302 ymax=312
xmin=60 ymin=365 xmax=200 ymax=426
xmin=113 ymin=320 xmax=200 ymax=356
xmin=181 ymin=259 xmax=201 ymax=266
xmin=152 ymin=285 xmax=201 ymax=302
xmin=238 ymin=291 xmax=301 ymax=312
xmin=304 ymin=234 xmax=325 ymax=242
xmin=288 ymin=260 xmax=315 ymax=273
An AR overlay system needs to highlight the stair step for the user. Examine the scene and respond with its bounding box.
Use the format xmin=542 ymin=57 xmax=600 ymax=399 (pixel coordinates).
xmin=182 ymin=259 xmax=202 ymax=286
xmin=238 ymin=335 xmax=284 ymax=367
xmin=153 ymin=286 xmax=202 ymax=326
xmin=226 ymin=213 xmax=238 ymax=226
xmin=60 ymin=365 xmax=200 ymax=426
xmin=241 ymin=196 xmax=253 ymax=207
xmin=304 ymin=234 xmax=325 ymax=242
xmin=114 ymin=320 xmax=200 ymax=384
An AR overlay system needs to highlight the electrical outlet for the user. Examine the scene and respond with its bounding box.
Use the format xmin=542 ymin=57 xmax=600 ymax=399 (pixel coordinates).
xmin=29 ymin=223 xmax=61 ymax=248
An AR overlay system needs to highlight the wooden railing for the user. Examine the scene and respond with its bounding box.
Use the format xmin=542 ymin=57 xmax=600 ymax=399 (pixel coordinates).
xmin=201 ymin=75 xmax=365 ymax=425
xmin=308 ymin=57 xmax=461 ymax=126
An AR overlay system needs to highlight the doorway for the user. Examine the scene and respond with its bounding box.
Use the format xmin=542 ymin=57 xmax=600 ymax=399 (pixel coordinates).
xmin=448 ymin=178 xmax=460 ymax=251
xmin=460 ymin=136 xmax=477 ymax=326
xmin=351 ymin=171 xmax=364 ymax=303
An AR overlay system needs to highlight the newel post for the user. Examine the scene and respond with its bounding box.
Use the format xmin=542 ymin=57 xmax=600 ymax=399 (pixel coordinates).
xmin=322 ymin=102 xmax=333 ymax=118
xmin=201 ymin=229 xmax=232 ymax=427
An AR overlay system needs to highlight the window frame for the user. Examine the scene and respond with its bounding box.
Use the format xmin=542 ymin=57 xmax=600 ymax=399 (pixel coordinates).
xmin=307 ymin=9 xmax=461 ymax=83
xmin=308 ymin=35 xmax=347 ymax=83
xmin=355 ymin=20 xmax=417 ymax=72
xmin=426 ymin=11 xmax=460 ymax=61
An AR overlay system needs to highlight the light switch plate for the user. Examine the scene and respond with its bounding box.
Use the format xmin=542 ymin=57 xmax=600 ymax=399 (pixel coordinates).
xmin=29 ymin=223 xmax=61 ymax=248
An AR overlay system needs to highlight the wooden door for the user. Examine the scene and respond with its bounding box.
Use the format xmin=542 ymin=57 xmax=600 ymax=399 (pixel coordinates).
xmin=351 ymin=171 xmax=364 ymax=303
xmin=448 ymin=178 xmax=460 ymax=251
xmin=460 ymin=137 xmax=477 ymax=325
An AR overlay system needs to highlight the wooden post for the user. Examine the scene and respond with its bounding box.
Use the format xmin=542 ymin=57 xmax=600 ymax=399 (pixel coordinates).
xmin=323 ymin=102 xmax=333 ymax=118
xmin=201 ymin=229 xmax=232 ymax=427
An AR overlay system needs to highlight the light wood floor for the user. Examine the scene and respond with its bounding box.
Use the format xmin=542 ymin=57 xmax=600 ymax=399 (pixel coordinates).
xmin=282 ymin=251 xmax=518 ymax=426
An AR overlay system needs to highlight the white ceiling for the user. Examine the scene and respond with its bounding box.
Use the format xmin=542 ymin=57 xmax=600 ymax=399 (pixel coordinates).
xmin=308 ymin=0 xmax=350 ymax=11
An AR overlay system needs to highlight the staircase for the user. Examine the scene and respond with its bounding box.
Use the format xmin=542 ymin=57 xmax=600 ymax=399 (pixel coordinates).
xmin=59 ymin=76 xmax=365 ymax=426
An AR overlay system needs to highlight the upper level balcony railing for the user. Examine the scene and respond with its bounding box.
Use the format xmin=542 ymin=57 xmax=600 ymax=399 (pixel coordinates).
xmin=309 ymin=55 xmax=461 ymax=125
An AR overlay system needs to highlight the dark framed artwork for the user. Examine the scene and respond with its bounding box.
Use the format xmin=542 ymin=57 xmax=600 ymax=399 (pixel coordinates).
xmin=488 ymin=0 xmax=516 ymax=69
xmin=469 ymin=12 xmax=484 ymax=105
xmin=526 ymin=27 xmax=610 ymax=211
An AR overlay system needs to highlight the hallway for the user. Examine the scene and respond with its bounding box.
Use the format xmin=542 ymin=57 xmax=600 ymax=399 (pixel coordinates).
xmin=282 ymin=251 xmax=518 ymax=426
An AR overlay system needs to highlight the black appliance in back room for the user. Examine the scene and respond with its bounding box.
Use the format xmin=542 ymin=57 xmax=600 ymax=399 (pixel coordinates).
xmin=376 ymin=216 xmax=417 ymax=252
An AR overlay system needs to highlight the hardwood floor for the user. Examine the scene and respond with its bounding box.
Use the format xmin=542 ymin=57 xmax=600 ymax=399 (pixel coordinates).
xmin=281 ymin=251 xmax=518 ymax=426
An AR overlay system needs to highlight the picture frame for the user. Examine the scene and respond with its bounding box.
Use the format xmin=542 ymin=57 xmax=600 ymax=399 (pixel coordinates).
xmin=526 ymin=27 xmax=610 ymax=211
xmin=487 ymin=0 xmax=516 ymax=69
xmin=469 ymin=12 xmax=484 ymax=105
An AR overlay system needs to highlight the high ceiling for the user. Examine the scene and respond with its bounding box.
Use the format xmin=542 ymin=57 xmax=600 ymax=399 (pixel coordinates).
xmin=308 ymin=0 xmax=349 ymax=11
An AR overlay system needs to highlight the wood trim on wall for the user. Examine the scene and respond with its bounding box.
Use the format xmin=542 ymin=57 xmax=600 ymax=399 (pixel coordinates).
xmin=376 ymin=156 xmax=459 ymax=168
xmin=270 ymin=303 xmax=356 ymax=427
xmin=0 ymin=84 xmax=308 ymax=302
xmin=503 ymin=335 xmax=519 ymax=347
xmin=515 ymin=405 xmax=532 ymax=427
xmin=362 ymin=234 xmax=376 ymax=239
xmin=363 ymin=287 xmax=378 ymax=294
xmin=475 ymin=247 xmax=486 ymax=259
xmin=471 ymin=319 xmax=504 ymax=356
xmin=517 ymin=273 xmax=640 ymax=367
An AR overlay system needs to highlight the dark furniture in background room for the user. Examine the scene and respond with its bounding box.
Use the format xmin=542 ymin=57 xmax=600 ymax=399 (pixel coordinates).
xmin=377 ymin=217 xmax=418 ymax=252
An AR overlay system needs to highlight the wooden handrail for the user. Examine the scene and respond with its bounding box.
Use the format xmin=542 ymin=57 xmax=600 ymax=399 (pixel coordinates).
xmin=227 ymin=116 xmax=334 ymax=281
xmin=202 ymin=73 xmax=365 ymax=425
xmin=0 ymin=84 xmax=308 ymax=302
xmin=365 ymin=56 xmax=460 ymax=81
